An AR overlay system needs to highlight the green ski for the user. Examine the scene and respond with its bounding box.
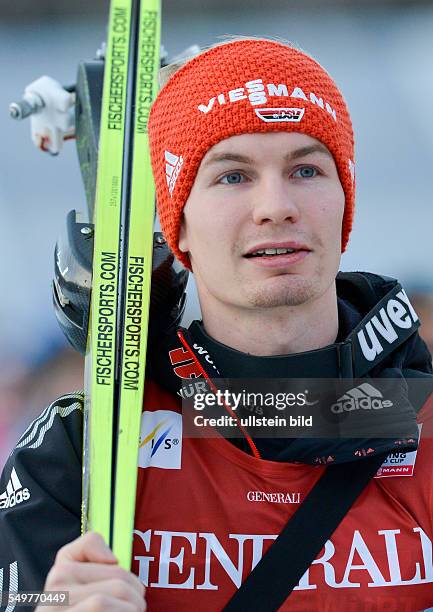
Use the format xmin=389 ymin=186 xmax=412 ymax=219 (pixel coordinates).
xmin=83 ymin=0 xmax=161 ymax=570
xmin=113 ymin=0 xmax=161 ymax=568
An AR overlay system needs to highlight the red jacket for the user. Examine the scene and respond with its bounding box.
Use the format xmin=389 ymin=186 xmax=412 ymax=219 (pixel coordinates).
xmin=133 ymin=378 xmax=433 ymax=611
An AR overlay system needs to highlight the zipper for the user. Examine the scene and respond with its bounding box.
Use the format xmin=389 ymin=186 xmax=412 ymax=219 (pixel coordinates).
xmin=177 ymin=329 xmax=262 ymax=460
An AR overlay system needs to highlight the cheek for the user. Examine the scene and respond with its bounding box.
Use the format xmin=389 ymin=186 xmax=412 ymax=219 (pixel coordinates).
xmin=182 ymin=202 xmax=232 ymax=266
xmin=316 ymin=184 xmax=345 ymax=230
xmin=194 ymin=203 xmax=242 ymax=250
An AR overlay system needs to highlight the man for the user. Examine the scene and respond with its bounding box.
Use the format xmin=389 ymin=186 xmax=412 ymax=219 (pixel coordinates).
xmin=1 ymin=38 xmax=433 ymax=611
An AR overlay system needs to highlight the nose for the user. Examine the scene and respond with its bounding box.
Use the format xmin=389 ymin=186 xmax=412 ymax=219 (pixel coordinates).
xmin=251 ymin=175 xmax=301 ymax=226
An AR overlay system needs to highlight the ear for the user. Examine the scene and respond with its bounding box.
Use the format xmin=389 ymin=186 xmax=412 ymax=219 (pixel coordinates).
xmin=178 ymin=216 xmax=189 ymax=253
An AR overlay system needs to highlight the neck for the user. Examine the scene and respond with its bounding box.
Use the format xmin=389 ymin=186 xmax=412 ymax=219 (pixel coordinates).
xmin=198 ymin=282 xmax=339 ymax=356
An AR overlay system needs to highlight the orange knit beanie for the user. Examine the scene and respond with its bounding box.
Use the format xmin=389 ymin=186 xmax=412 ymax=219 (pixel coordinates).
xmin=148 ymin=39 xmax=355 ymax=270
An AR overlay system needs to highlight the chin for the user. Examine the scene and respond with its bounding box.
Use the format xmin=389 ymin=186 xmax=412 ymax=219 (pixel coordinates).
xmin=245 ymin=276 xmax=320 ymax=308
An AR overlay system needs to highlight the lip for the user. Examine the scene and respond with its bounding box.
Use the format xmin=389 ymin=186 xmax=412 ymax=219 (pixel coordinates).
xmin=245 ymin=249 xmax=310 ymax=268
xmin=244 ymin=241 xmax=311 ymax=256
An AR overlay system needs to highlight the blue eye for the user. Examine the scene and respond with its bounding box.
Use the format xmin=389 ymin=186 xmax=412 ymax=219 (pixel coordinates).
xmin=220 ymin=172 xmax=245 ymax=184
xmin=293 ymin=166 xmax=318 ymax=178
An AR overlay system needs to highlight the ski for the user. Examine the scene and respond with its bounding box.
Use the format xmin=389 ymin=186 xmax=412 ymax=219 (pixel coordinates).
xmin=83 ymin=0 xmax=161 ymax=570
xmin=112 ymin=0 xmax=161 ymax=568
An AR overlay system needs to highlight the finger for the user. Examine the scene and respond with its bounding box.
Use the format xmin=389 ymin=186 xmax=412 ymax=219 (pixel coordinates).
xmin=48 ymin=561 xmax=145 ymax=595
xmin=56 ymin=532 xmax=117 ymax=564
xmin=67 ymin=579 xmax=146 ymax=611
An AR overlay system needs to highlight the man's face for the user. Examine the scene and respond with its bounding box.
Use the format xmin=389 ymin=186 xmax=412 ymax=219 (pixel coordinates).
xmin=179 ymin=132 xmax=345 ymax=310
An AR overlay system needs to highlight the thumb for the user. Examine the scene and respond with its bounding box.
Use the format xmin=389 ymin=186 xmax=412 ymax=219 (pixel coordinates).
xmin=56 ymin=531 xmax=118 ymax=564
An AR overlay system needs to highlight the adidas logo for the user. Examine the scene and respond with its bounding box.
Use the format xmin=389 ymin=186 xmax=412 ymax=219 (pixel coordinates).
xmin=165 ymin=150 xmax=183 ymax=196
xmin=0 ymin=468 xmax=30 ymax=510
xmin=330 ymin=383 xmax=393 ymax=414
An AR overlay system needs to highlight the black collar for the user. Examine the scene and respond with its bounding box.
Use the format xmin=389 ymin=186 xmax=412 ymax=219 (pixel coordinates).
xmin=187 ymin=297 xmax=362 ymax=379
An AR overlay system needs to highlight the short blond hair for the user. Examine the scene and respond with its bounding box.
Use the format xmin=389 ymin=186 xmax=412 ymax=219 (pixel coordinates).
xmin=158 ymin=35 xmax=302 ymax=89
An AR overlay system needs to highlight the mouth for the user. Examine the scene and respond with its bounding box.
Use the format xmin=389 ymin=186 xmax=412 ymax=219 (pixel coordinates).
xmin=244 ymin=242 xmax=311 ymax=259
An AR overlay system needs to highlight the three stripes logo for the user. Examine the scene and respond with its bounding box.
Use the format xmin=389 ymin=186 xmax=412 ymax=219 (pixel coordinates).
xmin=0 ymin=468 xmax=30 ymax=510
xmin=15 ymin=394 xmax=82 ymax=451
xmin=165 ymin=150 xmax=183 ymax=197
xmin=0 ymin=561 xmax=18 ymax=608
xmin=348 ymin=159 xmax=355 ymax=183
xmin=330 ymin=383 xmax=393 ymax=414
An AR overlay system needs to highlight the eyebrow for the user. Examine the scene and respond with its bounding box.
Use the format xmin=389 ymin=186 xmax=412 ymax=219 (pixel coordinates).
xmin=202 ymin=144 xmax=333 ymax=168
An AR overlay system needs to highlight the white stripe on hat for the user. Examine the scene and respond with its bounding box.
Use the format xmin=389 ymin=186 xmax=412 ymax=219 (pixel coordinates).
xmin=165 ymin=150 xmax=179 ymax=166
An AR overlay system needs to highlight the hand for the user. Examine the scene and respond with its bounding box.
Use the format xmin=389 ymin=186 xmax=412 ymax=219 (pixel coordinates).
xmin=36 ymin=531 xmax=146 ymax=611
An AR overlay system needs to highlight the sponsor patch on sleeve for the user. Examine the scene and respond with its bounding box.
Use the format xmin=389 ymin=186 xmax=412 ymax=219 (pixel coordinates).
xmin=375 ymin=425 xmax=422 ymax=478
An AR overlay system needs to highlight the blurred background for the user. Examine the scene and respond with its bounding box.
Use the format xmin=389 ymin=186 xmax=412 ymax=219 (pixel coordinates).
xmin=1 ymin=0 xmax=432 ymax=468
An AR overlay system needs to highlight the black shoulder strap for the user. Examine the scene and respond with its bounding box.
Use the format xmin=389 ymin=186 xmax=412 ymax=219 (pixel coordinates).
xmin=223 ymin=452 xmax=387 ymax=612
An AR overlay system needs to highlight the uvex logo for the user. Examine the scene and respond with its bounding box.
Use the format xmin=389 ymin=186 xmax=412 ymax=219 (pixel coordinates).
xmin=357 ymin=289 xmax=418 ymax=362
